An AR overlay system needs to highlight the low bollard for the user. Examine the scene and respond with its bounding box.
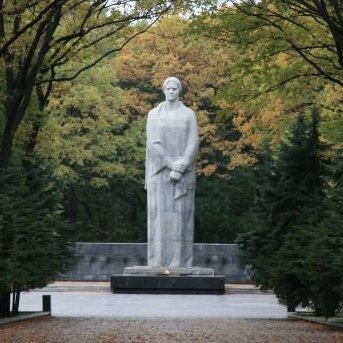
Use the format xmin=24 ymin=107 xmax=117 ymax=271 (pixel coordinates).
xmin=42 ymin=295 xmax=51 ymax=312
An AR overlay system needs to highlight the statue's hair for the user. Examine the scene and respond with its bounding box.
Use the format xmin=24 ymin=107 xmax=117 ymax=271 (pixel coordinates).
xmin=162 ymin=77 xmax=182 ymax=92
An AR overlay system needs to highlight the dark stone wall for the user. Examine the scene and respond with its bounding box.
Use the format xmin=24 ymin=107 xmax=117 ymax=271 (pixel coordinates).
xmin=60 ymin=243 xmax=250 ymax=283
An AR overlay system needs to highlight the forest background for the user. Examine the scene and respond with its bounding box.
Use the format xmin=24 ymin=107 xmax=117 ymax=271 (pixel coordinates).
xmin=0 ymin=1 xmax=342 ymax=317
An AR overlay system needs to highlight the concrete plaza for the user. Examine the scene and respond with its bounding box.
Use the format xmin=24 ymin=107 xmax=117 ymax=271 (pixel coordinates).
xmin=19 ymin=282 xmax=287 ymax=319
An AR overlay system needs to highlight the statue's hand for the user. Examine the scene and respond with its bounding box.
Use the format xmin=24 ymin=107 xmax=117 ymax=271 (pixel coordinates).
xmin=171 ymin=161 xmax=187 ymax=173
xmin=169 ymin=170 xmax=183 ymax=182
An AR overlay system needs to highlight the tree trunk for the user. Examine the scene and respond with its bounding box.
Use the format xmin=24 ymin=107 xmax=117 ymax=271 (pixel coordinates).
xmin=0 ymin=96 xmax=26 ymax=168
xmin=0 ymin=141 xmax=13 ymax=168
xmin=23 ymin=84 xmax=50 ymax=161
xmin=11 ymin=285 xmax=21 ymax=316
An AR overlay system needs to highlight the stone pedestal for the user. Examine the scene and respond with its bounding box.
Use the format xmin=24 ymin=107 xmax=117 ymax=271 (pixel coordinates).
xmin=124 ymin=266 xmax=214 ymax=277
xmin=111 ymin=266 xmax=224 ymax=294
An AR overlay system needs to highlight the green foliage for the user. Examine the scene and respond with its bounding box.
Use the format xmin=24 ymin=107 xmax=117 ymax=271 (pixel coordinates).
xmin=35 ymin=60 xmax=148 ymax=243
xmin=0 ymin=70 xmax=4 ymax=140
xmin=273 ymin=141 xmax=343 ymax=317
xmin=238 ymin=109 xmax=342 ymax=314
xmin=0 ymin=161 xmax=73 ymax=298
xmin=64 ymin=177 xmax=147 ymax=243
xmin=273 ymin=111 xmax=322 ymax=234
xmin=192 ymin=1 xmax=342 ymax=155
xmin=195 ymin=171 xmax=255 ymax=243
xmin=274 ymin=219 xmax=343 ymax=317
xmin=206 ymin=1 xmax=343 ymax=89
xmin=37 ymin=61 xmax=127 ymax=186
xmin=318 ymin=84 xmax=343 ymax=145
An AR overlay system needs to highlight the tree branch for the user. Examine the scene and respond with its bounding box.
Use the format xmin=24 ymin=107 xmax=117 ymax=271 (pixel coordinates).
xmin=241 ymin=72 xmax=323 ymax=101
xmin=315 ymin=0 xmax=343 ymax=69
xmin=0 ymin=1 xmax=67 ymax=55
xmin=289 ymin=41 xmax=343 ymax=87
xmin=331 ymin=0 xmax=343 ymax=28
xmin=20 ymin=15 xmax=51 ymax=85
xmin=36 ymin=15 xmax=163 ymax=85
xmin=2 ymin=1 xmax=41 ymax=15
xmin=28 ymin=5 xmax=62 ymax=84
xmin=227 ymin=1 xmax=343 ymax=87
xmin=0 ymin=0 xmax=4 ymax=42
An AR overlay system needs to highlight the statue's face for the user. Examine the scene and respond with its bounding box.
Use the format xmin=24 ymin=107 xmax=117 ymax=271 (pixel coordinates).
xmin=163 ymin=81 xmax=180 ymax=102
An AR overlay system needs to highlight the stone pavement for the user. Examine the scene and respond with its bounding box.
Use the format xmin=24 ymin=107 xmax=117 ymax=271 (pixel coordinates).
xmin=19 ymin=281 xmax=287 ymax=319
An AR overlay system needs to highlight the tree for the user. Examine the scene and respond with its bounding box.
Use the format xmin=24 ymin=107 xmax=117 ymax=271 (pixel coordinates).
xmin=224 ymin=1 xmax=343 ymax=89
xmin=35 ymin=61 xmax=126 ymax=185
xmin=0 ymin=0 xmax=191 ymax=167
xmin=29 ymin=56 xmax=149 ymax=242
xmin=195 ymin=170 xmax=255 ymax=243
xmin=0 ymin=1 xmax=68 ymax=55
xmin=239 ymin=109 xmax=325 ymax=312
xmin=191 ymin=0 xmax=343 ymax=142
xmin=0 ymin=161 xmax=72 ymax=317
xmin=64 ymin=176 xmax=147 ymax=243
xmin=318 ymin=83 xmax=343 ymax=145
xmin=270 ymin=134 xmax=343 ymax=317
xmin=189 ymin=1 xmax=340 ymax=176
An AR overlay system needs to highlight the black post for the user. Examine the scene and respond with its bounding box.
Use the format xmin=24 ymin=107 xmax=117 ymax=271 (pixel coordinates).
xmin=42 ymin=295 xmax=51 ymax=312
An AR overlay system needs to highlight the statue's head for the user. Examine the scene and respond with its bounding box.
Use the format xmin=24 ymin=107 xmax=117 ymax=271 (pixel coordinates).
xmin=163 ymin=77 xmax=182 ymax=102
xmin=162 ymin=77 xmax=182 ymax=93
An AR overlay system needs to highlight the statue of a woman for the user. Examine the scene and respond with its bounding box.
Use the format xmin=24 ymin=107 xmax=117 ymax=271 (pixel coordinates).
xmin=145 ymin=77 xmax=199 ymax=267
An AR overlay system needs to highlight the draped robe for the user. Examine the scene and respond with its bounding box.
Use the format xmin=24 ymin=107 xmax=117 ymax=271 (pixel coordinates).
xmin=145 ymin=101 xmax=199 ymax=267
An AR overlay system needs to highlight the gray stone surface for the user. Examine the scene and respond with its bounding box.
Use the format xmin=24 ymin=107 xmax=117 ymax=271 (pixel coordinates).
xmin=59 ymin=243 xmax=250 ymax=282
xmin=0 ymin=312 xmax=50 ymax=326
xmin=145 ymin=77 xmax=199 ymax=267
xmin=19 ymin=290 xmax=287 ymax=318
xmin=124 ymin=266 xmax=214 ymax=276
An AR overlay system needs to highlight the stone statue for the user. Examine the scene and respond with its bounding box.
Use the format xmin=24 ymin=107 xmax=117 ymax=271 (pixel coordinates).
xmin=145 ymin=77 xmax=199 ymax=268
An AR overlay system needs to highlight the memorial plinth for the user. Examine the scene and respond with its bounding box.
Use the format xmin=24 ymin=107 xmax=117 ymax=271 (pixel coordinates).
xmin=111 ymin=266 xmax=225 ymax=294
xmin=124 ymin=266 xmax=214 ymax=276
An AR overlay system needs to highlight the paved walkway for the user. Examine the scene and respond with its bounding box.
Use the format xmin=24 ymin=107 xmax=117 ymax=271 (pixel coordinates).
xmin=19 ymin=282 xmax=286 ymax=318
xmin=2 ymin=316 xmax=343 ymax=343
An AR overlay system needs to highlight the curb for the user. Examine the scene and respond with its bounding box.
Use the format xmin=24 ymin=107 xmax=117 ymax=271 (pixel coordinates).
xmin=0 ymin=312 xmax=51 ymax=326
xmin=288 ymin=313 xmax=343 ymax=329
xmin=32 ymin=286 xmax=111 ymax=292
xmin=225 ymin=284 xmax=274 ymax=295
xmin=225 ymin=288 xmax=274 ymax=295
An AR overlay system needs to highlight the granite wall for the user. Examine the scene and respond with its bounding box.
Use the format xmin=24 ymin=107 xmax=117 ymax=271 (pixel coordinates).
xmin=60 ymin=243 xmax=250 ymax=283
